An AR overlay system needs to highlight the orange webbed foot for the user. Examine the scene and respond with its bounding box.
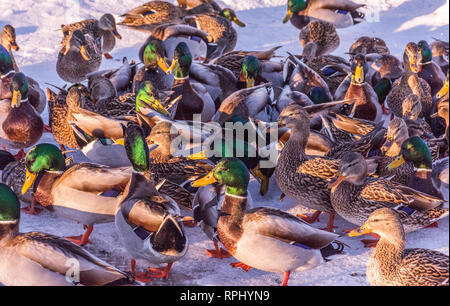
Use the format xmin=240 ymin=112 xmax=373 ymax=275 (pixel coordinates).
xmin=230 ymin=262 xmax=252 ymax=272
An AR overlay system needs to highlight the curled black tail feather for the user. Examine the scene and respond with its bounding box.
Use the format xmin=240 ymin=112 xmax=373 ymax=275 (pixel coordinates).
xmin=320 ymin=241 xmax=348 ymax=262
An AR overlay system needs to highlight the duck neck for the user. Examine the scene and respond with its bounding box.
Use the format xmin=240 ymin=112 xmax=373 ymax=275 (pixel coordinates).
xmin=284 ymin=123 xmax=309 ymax=156
xmin=373 ymin=232 xmax=405 ymax=272
xmin=0 ymin=220 xmax=19 ymax=246
xmin=122 ymin=170 xmax=158 ymax=202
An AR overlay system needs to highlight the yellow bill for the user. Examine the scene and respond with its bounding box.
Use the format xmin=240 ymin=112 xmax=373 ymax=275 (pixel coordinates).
xmin=354 ymin=65 xmax=364 ymax=83
xmin=22 ymin=170 xmax=36 ymax=195
xmin=233 ymin=17 xmax=246 ymax=27
xmin=11 ymin=90 xmax=22 ymax=108
xmin=348 ymin=223 xmax=372 ymax=237
xmin=158 ymin=57 xmax=170 ymax=73
xmin=246 ymin=77 xmax=256 ymax=89
xmin=113 ymin=138 xmax=125 ymax=146
xmin=283 ymin=9 xmax=293 ymax=23
xmin=328 ymin=173 xmax=345 ymax=193
xmin=191 ymin=171 xmax=216 ymax=187
xmin=167 ymin=58 xmax=179 ymax=74
xmin=436 ymin=79 xmax=448 ymax=99
xmin=80 ymin=45 xmax=90 ymax=61
xmin=188 ymin=150 xmax=208 ymax=160
xmin=251 ymin=166 xmax=270 ymax=196
xmin=388 ymin=154 xmax=405 ymax=170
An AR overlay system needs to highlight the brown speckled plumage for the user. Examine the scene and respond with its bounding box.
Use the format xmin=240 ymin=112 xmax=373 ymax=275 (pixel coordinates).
xmin=300 ymin=20 xmax=339 ymax=61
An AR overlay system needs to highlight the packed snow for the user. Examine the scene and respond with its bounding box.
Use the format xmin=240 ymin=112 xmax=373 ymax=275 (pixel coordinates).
xmin=0 ymin=0 xmax=448 ymax=286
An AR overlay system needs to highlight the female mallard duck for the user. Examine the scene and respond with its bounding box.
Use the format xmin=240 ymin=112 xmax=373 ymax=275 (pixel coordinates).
xmin=341 ymin=54 xmax=382 ymax=122
xmin=183 ymin=8 xmax=246 ymax=61
xmin=386 ymin=42 xmax=432 ymax=118
xmin=299 ymin=20 xmax=339 ymax=62
xmin=20 ymin=143 xmax=132 ymax=245
xmin=115 ymin=123 xmax=188 ymax=282
xmin=0 ymin=72 xmax=44 ymax=160
xmin=0 ymin=41 xmax=46 ymax=114
xmin=57 ymin=30 xmax=102 ymax=83
xmin=0 ymin=183 xmax=134 ymax=286
xmin=349 ymin=208 xmax=449 ymax=286
xmin=401 ymin=94 xmax=434 ymax=139
xmin=275 ymin=104 xmax=340 ymax=231
xmin=430 ymin=71 xmax=448 ymax=138
xmin=329 ymin=152 xmax=448 ymax=247
xmin=388 ymin=136 xmax=446 ymax=199
xmin=119 ymin=1 xmax=187 ymax=32
xmin=1 ymin=150 xmax=33 ymax=204
xmin=61 ymin=13 xmax=122 ymax=59
xmin=165 ymin=42 xmax=215 ymax=121
xmin=134 ymin=39 xmax=173 ymax=93
xmin=177 ymin=0 xmax=222 ymax=13
xmin=283 ymin=0 xmax=365 ymax=30
xmin=192 ymin=158 xmax=345 ymax=285
xmin=430 ymin=38 xmax=448 ymax=74
xmin=417 ymin=40 xmax=446 ymax=97
xmin=348 ymin=36 xmax=390 ymax=58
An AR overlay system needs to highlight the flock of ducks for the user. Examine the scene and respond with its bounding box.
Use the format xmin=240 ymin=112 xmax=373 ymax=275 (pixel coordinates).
xmin=0 ymin=0 xmax=449 ymax=286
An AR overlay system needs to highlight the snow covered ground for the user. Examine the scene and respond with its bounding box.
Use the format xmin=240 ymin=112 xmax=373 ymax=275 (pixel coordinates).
xmin=0 ymin=0 xmax=448 ymax=286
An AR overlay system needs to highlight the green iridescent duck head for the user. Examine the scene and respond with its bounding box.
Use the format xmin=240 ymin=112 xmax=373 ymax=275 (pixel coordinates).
xmin=123 ymin=123 xmax=150 ymax=173
xmin=142 ymin=39 xmax=169 ymax=72
xmin=167 ymin=42 xmax=192 ymax=79
xmin=0 ymin=44 xmax=14 ymax=77
xmin=388 ymin=136 xmax=432 ymax=170
xmin=309 ymin=86 xmax=327 ymax=104
xmin=242 ymin=55 xmax=261 ymax=88
xmin=22 ymin=144 xmax=66 ymax=195
xmin=418 ymin=40 xmax=432 ymax=64
xmin=192 ymin=158 xmax=249 ymax=196
xmin=135 ymin=81 xmax=168 ymax=115
xmin=0 ymin=183 xmax=20 ymax=224
xmin=220 ymin=8 xmax=246 ymax=27
xmin=283 ymin=0 xmax=308 ymax=23
xmin=10 ymin=72 xmax=29 ymax=108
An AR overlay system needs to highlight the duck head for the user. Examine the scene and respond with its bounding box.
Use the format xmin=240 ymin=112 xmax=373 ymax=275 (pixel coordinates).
xmin=9 ymin=72 xmax=29 ymax=108
xmin=309 ymin=86 xmax=327 ymax=104
xmin=351 ymin=54 xmax=367 ymax=84
xmin=135 ymin=81 xmax=168 ymax=115
xmin=404 ymin=42 xmax=421 ymax=73
xmin=0 ymin=184 xmax=20 ymax=238
xmin=192 ymin=158 xmax=249 ymax=196
xmin=22 ymin=144 xmax=66 ymax=194
xmin=381 ymin=118 xmax=409 ymax=155
xmin=418 ymin=40 xmax=432 ymax=64
xmin=99 ymin=13 xmax=122 ymax=39
xmin=66 ymin=30 xmax=90 ymax=61
xmin=242 ymin=55 xmax=261 ymax=88
xmin=220 ymin=8 xmax=246 ymax=27
xmin=1 ymin=25 xmax=19 ymax=51
xmin=283 ymin=0 xmax=308 ymax=23
xmin=123 ymin=123 xmax=151 ymax=173
xmin=167 ymin=42 xmax=192 ymax=79
xmin=143 ymin=39 xmax=169 ymax=72
xmin=402 ymin=94 xmax=421 ymax=120
xmin=388 ymin=136 xmax=432 ymax=171
xmin=0 ymin=45 xmax=14 ymax=77
xmin=328 ymin=152 xmax=367 ymax=192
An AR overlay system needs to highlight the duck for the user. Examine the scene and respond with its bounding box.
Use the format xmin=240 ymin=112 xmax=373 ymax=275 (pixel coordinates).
xmin=386 ymin=42 xmax=432 ymax=118
xmin=134 ymin=38 xmax=173 ymax=93
xmin=165 ymin=42 xmax=215 ymax=121
xmin=0 ymin=36 xmax=46 ymax=114
xmin=329 ymin=152 xmax=448 ymax=248
xmin=57 ymin=30 xmax=102 ymax=83
xmin=192 ymin=158 xmax=346 ymax=286
xmin=183 ymin=8 xmax=246 ymax=61
xmin=430 ymin=38 xmax=448 ymax=74
xmin=299 ymin=20 xmax=339 ymax=62
xmin=348 ymin=36 xmax=390 ymax=58
xmin=275 ymin=104 xmax=341 ymax=231
xmin=283 ymin=0 xmax=365 ymax=30
xmin=0 ymin=183 xmax=135 ymax=286
xmin=1 ymin=150 xmax=33 ymax=204
xmin=61 ymin=13 xmax=122 ymax=59
xmin=417 ymin=40 xmax=446 ymax=97
xmin=388 ymin=136 xmax=446 ymax=199
xmin=0 ymin=72 xmax=44 ymax=160
xmin=341 ymin=54 xmax=382 ymax=122
xmin=119 ymin=1 xmax=187 ymax=32
xmin=115 ymin=123 xmax=188 ymax=282
xmin=348 ymin=208 xmax=449 ymax=286
xmin=177 ymin=0 xmax=222 ymax=14
xmin=20 ymin=143 xmax=132 ymax=245
xmin=401 ymin=94 xmax=435 ymax=141
xmin=430 ymin=71 xmax=448 ymax=138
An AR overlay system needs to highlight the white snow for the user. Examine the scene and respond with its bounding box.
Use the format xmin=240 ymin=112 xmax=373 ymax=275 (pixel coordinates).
xmin=0 ymin=0 xmax=448 ymax=286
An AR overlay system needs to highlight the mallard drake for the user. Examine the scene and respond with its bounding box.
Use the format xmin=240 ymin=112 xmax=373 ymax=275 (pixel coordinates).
xmin=299 ymin=20 xmax=339 ymax=62
xmin=275 ymin=104 xmax=340 ymax=231
xmin=341 ymin=54 xmax=382 ymax=122
xmin=348 ymin=36 xmax=390 ymax=59
xmin=430 ymin=38 xmax=449 ymax=74
xmin=349 ymin=208 xmax=449 ymax=286
xmin=386 ymin=43 xmax=432 ymax=118
xmin=165 ymin=42 xmax=215 ymax=121
xmin=0 ymin=72 xmax=44 ymax=159
xmin=417 ymin=40 xmax=446 ymax=97
xmin=0 ymin=39 xmax=46 ymax=114
xmin=134 ymin=39 xmax=173 ymax=93
xmin=20 ymin=143 xmax=132 ymax=245
xmin=57 ymin=30 xmax=102 ymax=83
xmin=192 ymin=158 xmax=345 ymax=286
xmin=0 ymin=183 xmax=134 ymax=286
xmin=61 ymin=13 xmax=122 ymax=59
xmin=283 ymin=0 xmax=365 ymax=30
xmin=183 ymin=8 xmax=246 ymax=61
xmin=114 ymin=123 xmax=188 ymax=282
xmin=119 ymin=1 xmax=187 ymax=32
xmin=388 ymin=136 xmax=446 ymax=199
xmin=329 ymin=152 xmax=448 ymax=247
